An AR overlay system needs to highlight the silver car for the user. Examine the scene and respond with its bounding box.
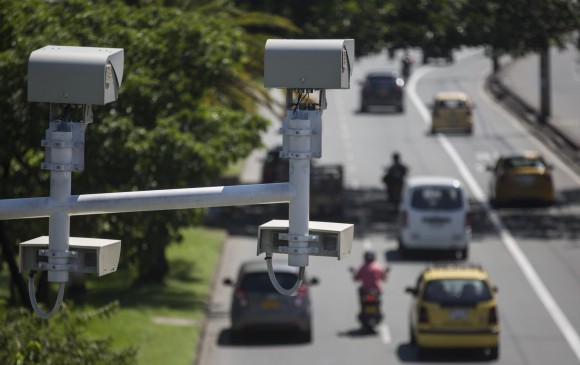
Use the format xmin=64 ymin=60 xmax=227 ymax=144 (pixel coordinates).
xmin=223 ymin=259 xmax=318 ymax=342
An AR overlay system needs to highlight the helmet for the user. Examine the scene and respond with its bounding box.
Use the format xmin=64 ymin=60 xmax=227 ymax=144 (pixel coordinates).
xmin=364 ymin=251 xmax=376 ymax=263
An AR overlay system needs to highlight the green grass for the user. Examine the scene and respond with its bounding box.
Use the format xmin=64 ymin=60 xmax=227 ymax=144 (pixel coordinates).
xmin=0 ymin=227 xmax=226 ymax=365
xmin=79 ymin=226 xmax=226 ymax=365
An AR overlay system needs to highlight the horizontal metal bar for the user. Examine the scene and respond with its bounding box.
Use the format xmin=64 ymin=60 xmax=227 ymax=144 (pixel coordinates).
xmin=0 ymin=183 xmax=291 ymax=220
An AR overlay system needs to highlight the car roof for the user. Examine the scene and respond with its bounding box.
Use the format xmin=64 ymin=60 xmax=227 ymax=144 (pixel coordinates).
xmin=434 ymin=91 xmax=470 ymax=101
xmin=421 ymin=263 xmax=490 ymax=281
xmin=500 ymin=150 xmax=541 ymax=159
xmin=238 ymin=259 xmax=299 ymax=275
xmin=405 ymin=175 xmax=462 ymax=189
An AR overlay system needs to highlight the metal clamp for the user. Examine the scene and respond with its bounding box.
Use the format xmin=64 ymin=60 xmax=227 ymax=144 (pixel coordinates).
xmin=277 ymin=246 xmax=320 ymax=255
xmin=279 ymin=127 xmax=314 ymax=136
xmin=279 ymin=151 xmax=312 ymax=159
xmin=41 ymin=140 xmax=84 ymax=148
xmin=38 ymin=262 xmax=77 ymax=271
xmin=38 ymin=249 xmax=78 ymax=258
xmin=41 ymin=162 xmax=83 ymax=171
xmin=278 ymin=233 xmax=319 ymax=242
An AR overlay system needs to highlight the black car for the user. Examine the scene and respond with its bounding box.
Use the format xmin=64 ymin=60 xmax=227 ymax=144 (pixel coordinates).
xmin=360 ymin=71 xmax=405 ymax=113
xmin=422 ymin=46 xmax=454 ymax=64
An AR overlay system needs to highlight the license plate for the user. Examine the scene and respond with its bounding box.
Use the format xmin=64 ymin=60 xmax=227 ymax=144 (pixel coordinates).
xmin=449 ymin=309 xmax=468 ymax=319
xmin=261 ymin=299 xmax=280 ymax=310
xmin=363 ymin=305 xmax=379 ymax=314
xmin=514 ymin=175 xmax=535 ymax=186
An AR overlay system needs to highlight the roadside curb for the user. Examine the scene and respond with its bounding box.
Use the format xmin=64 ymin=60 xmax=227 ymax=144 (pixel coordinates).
xmin=192 ymin=232 xmax=229 ymax=365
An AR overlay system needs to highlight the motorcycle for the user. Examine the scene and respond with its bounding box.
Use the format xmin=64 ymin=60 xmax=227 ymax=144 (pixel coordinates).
xmin=358 ymin=288 xmax=383 ymax=332
xmin=350 ymin=266 xmax=388 ymax=332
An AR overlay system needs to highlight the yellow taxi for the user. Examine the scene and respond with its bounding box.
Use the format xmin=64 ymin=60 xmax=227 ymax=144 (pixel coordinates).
xmin=405 ymin=263 xmax=499 ymax=360
xmin=487 ymin=151 xmax=555 ymax=206
xmin=430 ymin=91 xmax=474 ymax=134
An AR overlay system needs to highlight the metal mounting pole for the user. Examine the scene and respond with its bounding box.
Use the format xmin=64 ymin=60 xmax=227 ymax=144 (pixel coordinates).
xmin=287 ymin=113 xmax=311 ymax=268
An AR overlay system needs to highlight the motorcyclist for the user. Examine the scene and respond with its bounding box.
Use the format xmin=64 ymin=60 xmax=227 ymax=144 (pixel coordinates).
xmin=400 ymin=50 xmax=413 ymax=80
xmin=382 ymin=152 xmax=408 ymax=206
xmin=351 ymin=251 xmax=389 ymax=296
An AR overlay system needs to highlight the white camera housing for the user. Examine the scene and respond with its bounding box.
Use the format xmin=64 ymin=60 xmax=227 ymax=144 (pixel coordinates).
xmin=28 ymin=45 xmax=124 ymax=105
xmin=264 ymin=39 xmax=354 ymax=89
xmin=19 ymin=236 xmax=121 ymax=277
xmin=257 ymin=219 xmax=354 ymax=260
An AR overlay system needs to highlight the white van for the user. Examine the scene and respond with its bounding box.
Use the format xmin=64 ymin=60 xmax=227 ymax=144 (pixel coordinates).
xmin=397 ymin=176 xmax=471 ymax=258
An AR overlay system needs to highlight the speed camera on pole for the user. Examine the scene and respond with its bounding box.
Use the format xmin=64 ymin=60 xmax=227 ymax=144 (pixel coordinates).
xmin=23 ymin=45 xmax=124 ymax=319
xmin=261 ymin=39 xmax=355 ymax=296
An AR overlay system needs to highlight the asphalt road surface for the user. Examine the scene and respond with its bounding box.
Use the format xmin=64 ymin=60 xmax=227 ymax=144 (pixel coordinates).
xmin=197 ymin=48 xmax=580 ymax=365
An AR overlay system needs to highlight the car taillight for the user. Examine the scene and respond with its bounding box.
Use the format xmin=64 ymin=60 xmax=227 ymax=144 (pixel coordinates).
xmin=488 ymin=306 xmax=498 ymax=325
xmin=363 ymin=293 xmax=379 ymax=302
xmin=234 ymin=288 xmax=248 ymax=307
xmin=419 ymin=306 xmax=429 ymax=324
xmin=400 ymin=210 xmax=408 ymax=228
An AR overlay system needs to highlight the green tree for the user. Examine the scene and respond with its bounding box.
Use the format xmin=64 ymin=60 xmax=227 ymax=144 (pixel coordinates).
xmin=0 ymin=0 xmax=281 ymax=304
xmin=233 ymin=0 xmax=393 ymax=57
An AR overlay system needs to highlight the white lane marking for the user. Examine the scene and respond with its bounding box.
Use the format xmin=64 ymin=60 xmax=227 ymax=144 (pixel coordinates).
xmin=408 ymin=66 xmax=580 ymax=362
xmin=378 ymin=323 xmax=392 ymax=344
xmin=335 ymin=92 xmax=360 ymax=189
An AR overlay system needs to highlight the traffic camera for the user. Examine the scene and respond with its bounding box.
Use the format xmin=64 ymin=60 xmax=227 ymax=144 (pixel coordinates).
xmin=28 ymin=45 xmax=124 ymax=105
xmin=264 ymin=39 xmax=354 ymax=89
xmin=257 ymin=219 xmax=354 ymax=260
xmin=20 ymin=236 xmax=121 ymax=277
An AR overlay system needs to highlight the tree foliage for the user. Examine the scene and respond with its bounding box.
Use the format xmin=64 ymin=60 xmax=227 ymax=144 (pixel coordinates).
xmin=0 ymin=0 xmax=275 ymax=295
xmin=0 ymin=303 xmax=136 ymax=365
xmin=461 ymin=0 xmax=580 ymax=56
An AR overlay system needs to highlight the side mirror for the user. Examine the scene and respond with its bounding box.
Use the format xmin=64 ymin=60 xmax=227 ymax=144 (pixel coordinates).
xmin=486 ymin=165 xmax=494 ymax=172
xmin=405 ymin=287 xmax=417 ymax=296
xmin=223 ymin=278 xmax=234 ymax=286
xmin=309 ymin=277 xmax=320 ymax=286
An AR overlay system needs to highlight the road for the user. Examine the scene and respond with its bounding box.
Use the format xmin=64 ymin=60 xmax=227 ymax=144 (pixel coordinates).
xmin=197 ymin=49 xmax=580 ymax=365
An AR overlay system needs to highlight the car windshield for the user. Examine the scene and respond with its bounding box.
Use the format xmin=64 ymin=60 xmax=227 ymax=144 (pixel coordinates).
xmin=367 ymin=77 xmax=396 ymax=88
xmin=504 ymin=157 xmax=545 ymax=169
xmin=436 ymin=99 xmax=466 ymax=109
xmin=239 ymin=272 xmax=298 ymax=294
xmin=411 ymin=186 xmax=463 ymax=210
xmin=423 ymin=279 xmax=492 ymax=305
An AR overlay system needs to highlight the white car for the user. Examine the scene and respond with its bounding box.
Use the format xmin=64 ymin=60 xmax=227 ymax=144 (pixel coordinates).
xmin=397 ymin=176 xmax=471 ymax=258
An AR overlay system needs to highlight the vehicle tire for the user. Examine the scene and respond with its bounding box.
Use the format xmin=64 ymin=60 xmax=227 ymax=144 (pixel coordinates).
xmin=409 ymin=324 xmax=416 ymax=345
xmin=416 ymin=346 xmax=428 ymax=359
xmin=466 ymin=127 xmax=473 ymax=134
xmin=398 ymin=239 xmax=407 ymax=258
xmin=458 ymin=247 xmax=469 ymax=260
xmin=300 ymin=328 xmax=312 ymax=343
xmin=230 ymin=329 xmax=243 ymax=343
xmin=431 ymin=126 xmax=437 ymax=134
xmin=398 ymin=105 xmax=404 ymax=113
xmin=360 ymin=104 xmax=368 ymax=113
xmin=488 ymin=345 xmax=499 ymax=360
